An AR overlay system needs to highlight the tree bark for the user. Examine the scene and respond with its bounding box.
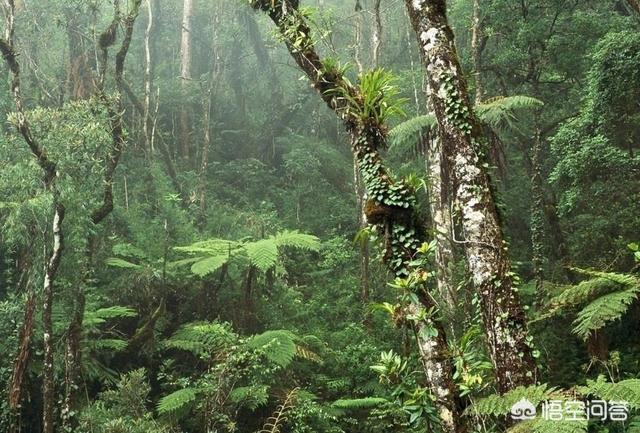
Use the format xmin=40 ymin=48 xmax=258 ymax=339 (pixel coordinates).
xmin=530 ymin=126 xmax=546 ymax=295
xmin=372 ymin=0 xmax=382 ymax=67
xmin=470 ymin=0 xmax=484 ymax=103
xmin=179 ymin=0 xmax=193 ymax=160
xmin=8 ymin=289 xmax=36 ymax=418
xmin=404 ymin=0 xmax=536 ymax=393
xmin=248 ymin=2 xmax=463 ymax=431
xmin=143 ymin=0 xmax=155 ymax=156
xmin=424 ymin=136 xmax=457 ymax=314
xmin=42 ymin=203 xmax=65 ymax=433
xmin=626 ymin=0 xmax=640 ymax=15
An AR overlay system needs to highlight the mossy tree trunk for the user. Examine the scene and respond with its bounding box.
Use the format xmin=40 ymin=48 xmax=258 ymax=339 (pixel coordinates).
xmin=404 ymin=0 xmax=536 ymax=393
xmin=248 ymin=2 xmax=463 ymax=431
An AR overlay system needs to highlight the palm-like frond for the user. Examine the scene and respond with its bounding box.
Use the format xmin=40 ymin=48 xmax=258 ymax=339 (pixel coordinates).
xmin=164 ymin=321 xmax=237 ymax=357
xmin=248 ymin=330 xmax=298 ymax=367
xmin=246 ymin=238 xmax=280 ymax=272
xmin=578 ymin=377 xmax=640 ymax=409
xmin=388 ymin=114 xmax=436 ymax=153
xmin=538 ymin=269 xmax=640 ymax=339
xmin=157 ymin=387 xmax=198 ymax=416
xmin=476 ymin=95 xmax=543 ymax=132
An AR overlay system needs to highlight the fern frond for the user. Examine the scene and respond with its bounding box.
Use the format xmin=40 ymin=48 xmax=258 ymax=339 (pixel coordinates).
xmin=331 ymin=397 xmax=388 ymax=410
xmin=572 ymin=285 xmax=640 ymax=339
xmin=248 ymin=330 xmax=297 ymax=367
xmin=157 ymin=387 xmax=197 ymax=415
xmin=476 ymin=95 xmax=543 ymax=132
xmin=388 ymin=114 xmax=436 ymax=152
xmin=228 ymin=385 xmax=269 ymax=410
xmin=468 ymin=384 xmax=557 ymax=416
xmin=507 ymin=418 xmax=587 ymax=433
xmin=540 ymin=270 xmax=639 ymax=321
xmin=296 ymin=345 xmax=323 ymax=364
xmin=246 ymin=238 xmax=279 ymax=272
xmin=106 ymin=257 xmax=141 ymax=269
xmin=578 ymin=377 xmax=640 ymax=408
xmin=165 ymin=321 xmax=236 ymax=356
xmin=174 ymin=239 xmax=241 ymax=255
xmin=274 ymin=230 xmax=320 ymax=251
xmin=190 ymin=255 xmax=228 ymax=277
xmin=82 ymin=306 xmax=137 ymax=329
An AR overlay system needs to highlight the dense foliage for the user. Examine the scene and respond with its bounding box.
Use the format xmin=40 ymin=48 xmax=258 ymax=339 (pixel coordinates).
xmin=0 ymin=1 xmax=638 ymax=433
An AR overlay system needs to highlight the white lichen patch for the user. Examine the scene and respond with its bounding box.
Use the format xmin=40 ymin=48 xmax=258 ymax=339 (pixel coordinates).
xmin=412 ymin=0 xmax=425 ymax=10
xmin=421 ymin=27 xmax=439 ymax=53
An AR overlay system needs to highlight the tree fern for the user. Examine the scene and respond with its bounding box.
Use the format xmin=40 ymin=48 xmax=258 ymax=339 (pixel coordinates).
xmin=190 ymin=255 xmax=228 ymax=277
xmin=164 ymin=321 xmax=237 ymax=357
xmin=273 ymin=230 xmax=320 ymax=251
xmin=577 ymin=376 xmax=640 ymax=408
xmin=247 ymin=330 xmax=298 ymax=367
xmin=157 ymin=387 xmax=197 ymax=415
xmin=228 ymin=385 xmax=269 ymax=410
xmin=538 ymin=270 xmax=640 ymax=339
xmin=468 ymin=384 xmax=557 ymax=416
xmin=246 ymin=238 xmax=280 ymax=272
xmin=388 ymin=114 xmax=436 ymax=152
xmin=572 ymin=285 xmax=640 ymax=339
xmin=476 ymin=95 xmax=543 ymax=132
xmin=388 ymin=95 xmax=542 ymax=154
xmin=175 ymin=230 xmax=319 ymax=276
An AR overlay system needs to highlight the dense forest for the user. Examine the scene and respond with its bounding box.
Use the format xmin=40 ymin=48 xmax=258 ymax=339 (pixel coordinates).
xmin=0 ymin=0 xmax=639 ymax=432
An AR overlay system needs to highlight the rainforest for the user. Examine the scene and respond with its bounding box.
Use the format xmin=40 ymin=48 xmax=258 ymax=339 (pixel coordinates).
xmin=0 ymin=1 xmax=639 ymax=432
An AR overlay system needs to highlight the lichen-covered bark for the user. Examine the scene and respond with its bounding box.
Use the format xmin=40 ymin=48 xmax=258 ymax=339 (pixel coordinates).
xmin=530 ymin=127 xmax=546 ymax=294
xmin=425 ymin=136 xmax=457 ymax=313
xmin=248 ymin=2 xmax=462 ymax=431
xmin=405 ymin=0 xmax=536 ymax=393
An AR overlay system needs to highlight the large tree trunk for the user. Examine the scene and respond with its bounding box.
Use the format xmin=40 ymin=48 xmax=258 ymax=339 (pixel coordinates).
xmin=424 ymin=136 xmax=457 ymax=315
xmin=65 ymin=7 xmax=95 ymax=100
xmin=42 ymin=202 xmax=66 ymax=433
xmin=179 ymin=0 xmax=193 ymax=160
xmin=248 ymin=2 xmax=463 ymax=431
xmin=404 ymin=0 xmax=536 ymax=393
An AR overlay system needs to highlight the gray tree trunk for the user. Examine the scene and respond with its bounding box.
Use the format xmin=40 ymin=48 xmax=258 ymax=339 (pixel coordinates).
xmin=404 ymin=0 xmax=536 ymax=393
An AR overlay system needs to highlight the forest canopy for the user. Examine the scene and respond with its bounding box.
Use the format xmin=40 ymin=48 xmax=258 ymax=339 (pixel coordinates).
xmin=0 ymin=1 xmax=639 ymax=433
